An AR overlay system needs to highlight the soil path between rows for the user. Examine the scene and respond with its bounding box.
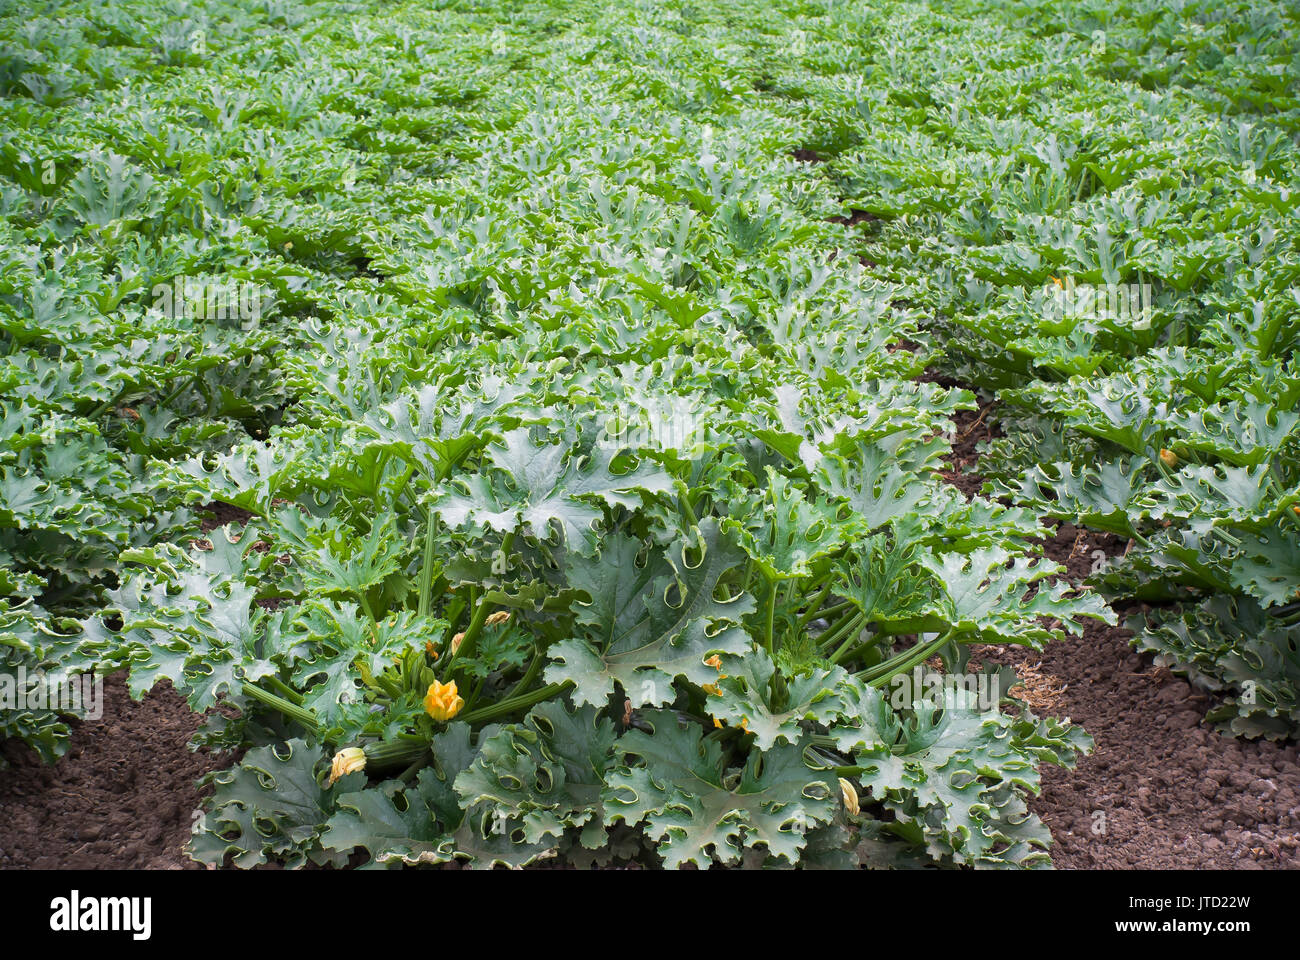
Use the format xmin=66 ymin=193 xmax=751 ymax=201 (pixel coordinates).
xmin=945 ymin=402 xmax=1300 ymax=868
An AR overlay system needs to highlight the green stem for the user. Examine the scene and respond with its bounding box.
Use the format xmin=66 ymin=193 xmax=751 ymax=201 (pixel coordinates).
xmin=466 ymin=676 xmax=486 ymax=711
xmin=457 ymin=681 xmax=572 ymax=726
xmin=816 ymin=598 xmax=854 ymax=621
xmin=505 ymin=649 xmax=545 ymax=701
xmin=450 ymin=531 xmax=510 ymax=668
xmin=827 ymin=613 xmax=868 ymax=664
xmin=1210 ymin=525 xmax=1242 ymax=548
xmin=679 ymin=490 xmax=698 ymax=527
xmin=836 ymin=635 xmax=884 ymax=666
xmin=817 ymin=600 xmax=864 ymax=637
xmin=265 ymin=675 xmax=304 ymax=705
xmin=792 ymin=582 xmax=834 ymax=635
xmin=861 ymin=630 xmax=955 ymax=687
xmin=764 ymin=579 xmax=777 ymax=658
xmin=816 ymin=605 xmax=862 ymax=650
xmin=417 ymin=507 xmax=439 ymax=619
xmin=241 ymin=681 xmax=318 ymax=733
xmin=799 ymin=598 xmax=852 ymax=636
xmin=357 ymin=592 xmax=383 ymax=646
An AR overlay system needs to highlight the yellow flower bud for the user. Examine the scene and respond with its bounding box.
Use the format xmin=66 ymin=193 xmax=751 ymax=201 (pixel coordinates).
xmin=450 ymin=631 xmax=465 ymax=654
xmin=329 ymin=746 xmax=366 ymax=785
xmin=838 ymin=777 xmax=859 ymax=816
xmin=424 ymin=679 xmax=465 ymax=722
xmin=425 ymin=640 xmax=439 ymax=660
xmin=484 ymin=610 xmax=511 ymax=627
xmin=1159 ymin=448 xmax=1178 ymax=468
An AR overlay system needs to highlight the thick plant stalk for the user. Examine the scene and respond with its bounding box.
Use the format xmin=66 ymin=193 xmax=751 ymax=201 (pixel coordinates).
xmin=417 ymin=508 xmax=439 ymax=619
xmin=241 ymin=681 xmax=319 ymax=733
xmin=861 ymin=630 xmax=956 ymax=687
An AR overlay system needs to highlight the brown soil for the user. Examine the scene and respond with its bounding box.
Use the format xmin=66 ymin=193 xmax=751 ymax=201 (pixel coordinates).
xmin=0 ymin=674 xmax=226 ymax=869
xmin=940 ymin=398 xmax=999 ymax=499
xmin=830 ymin=209 xmax=877 ymax=226
xmin=1013 ymin=616 xmax=1300 ymax=869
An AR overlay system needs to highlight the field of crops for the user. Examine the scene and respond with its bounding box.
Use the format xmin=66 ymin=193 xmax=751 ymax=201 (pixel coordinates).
xmin=0 ymin=0 xmax=1297 ymax=871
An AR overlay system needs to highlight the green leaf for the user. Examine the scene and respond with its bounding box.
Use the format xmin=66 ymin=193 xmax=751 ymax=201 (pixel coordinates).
xmin=604 ymin=709 xmax=836 ymax=867
xmin=710 ymin=647 xmax=852 ymax=750
xmin=545 ymin=520 xmax=755 ymax=706
xmin=920 ymin=547 xmax=1115 ymax=645
xmin=832 ymin=679 xmax=1085 ymax=866
xmin=323 ymin=768 xmax=458 ymax=867
xmin=833 ymin=533 xmax=940 ymax=629
xmin=190 ymin=739 xmax=347 ymax=869
xmin=723 ymin=467 xmax=846 ymax=581
xmin=432 ymin=423 xmax=672 ymax=554
xmin=454 ymin=700 xmax=618 ymax=844
xmin=1136 ymin=596 xmax=1300 ymax=740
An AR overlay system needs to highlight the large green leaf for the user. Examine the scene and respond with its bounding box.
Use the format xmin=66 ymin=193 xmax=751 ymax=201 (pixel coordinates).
xmin=710 ymin=647 xmax=852 ymax=750
xmin=546 ymin=520 xmax=755 ymax=706
xmin=190 ymin=739 xmax=349 ymax=869
xmin=604 ymin=709 xmax=836 ymax=867
xmin=454 ymin=701 xmax=618 ymax=845
xmin=431 ymin=423 xmax=673 ymax=554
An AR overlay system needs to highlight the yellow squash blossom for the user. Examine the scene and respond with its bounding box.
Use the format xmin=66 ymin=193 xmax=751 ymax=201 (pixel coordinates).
xmin=484 ymin=610 xmax=512 ymax=627
xmin=424 ymin=679 xmax=465 ymax=722
xmin=450 ymin=631 xmax=466 ymax=654
xmin=329 ymin=747 xmax=366 ymax=785
xmin=838 ymin=777 xmax=860 ymax=816
xmin=1159 ymin=448 xmax=1178 ymax=468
